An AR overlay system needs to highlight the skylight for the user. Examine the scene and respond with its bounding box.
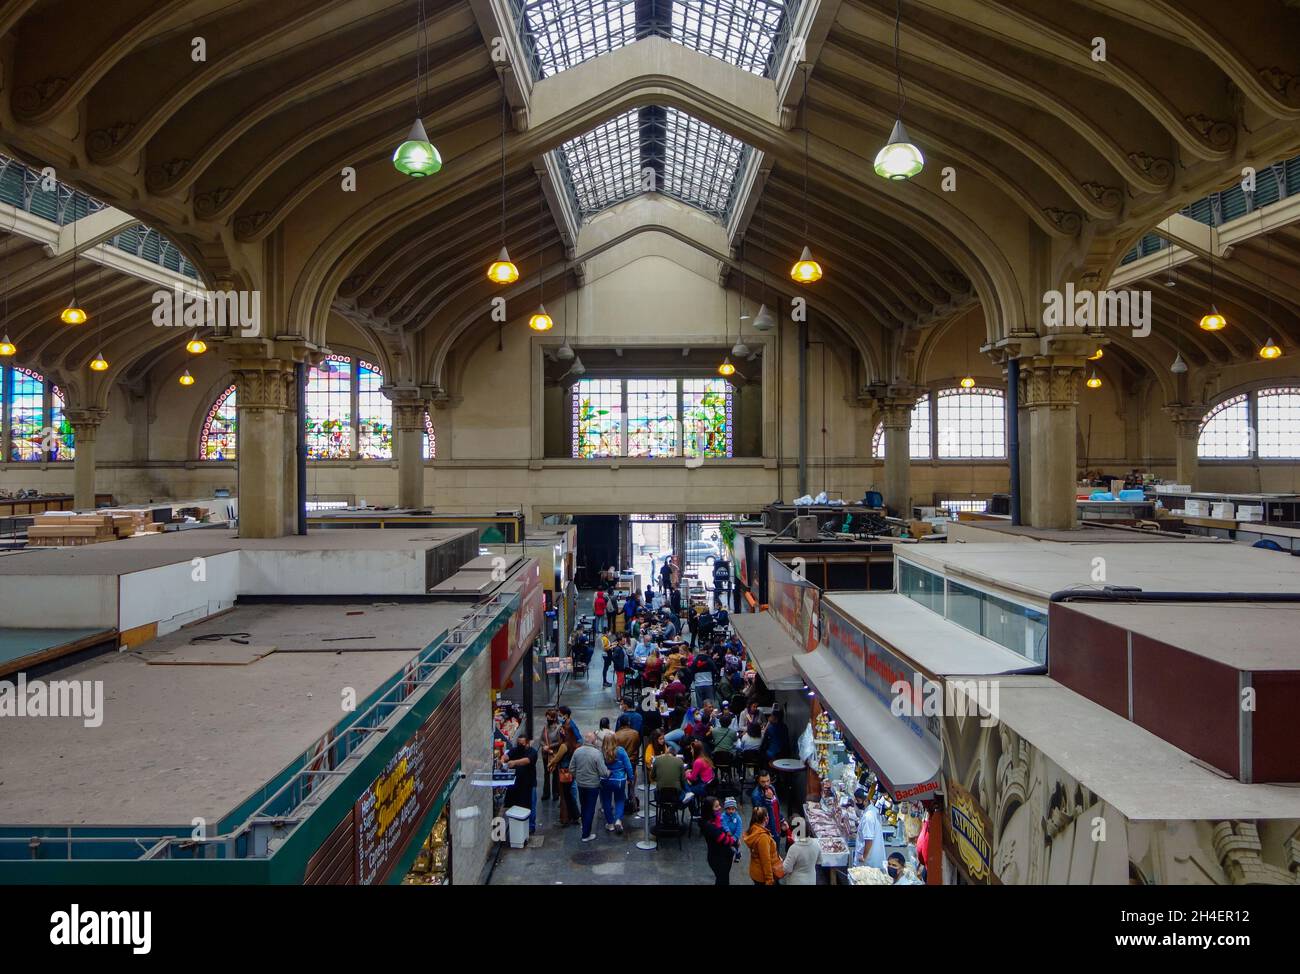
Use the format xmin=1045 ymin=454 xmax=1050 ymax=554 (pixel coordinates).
xmin=555 ymin=106 xmax=751 ymax=220
xmin=514 ymin=0 xmax=801 ymax=80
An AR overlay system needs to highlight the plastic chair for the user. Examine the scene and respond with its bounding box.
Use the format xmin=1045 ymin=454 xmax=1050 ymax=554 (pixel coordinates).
xmin=652 ymin=787 xmax=688 ymax=848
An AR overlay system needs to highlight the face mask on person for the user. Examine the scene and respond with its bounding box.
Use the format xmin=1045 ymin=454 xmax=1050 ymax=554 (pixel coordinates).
xmin=887 ymin=863 xmax=900 ymax=879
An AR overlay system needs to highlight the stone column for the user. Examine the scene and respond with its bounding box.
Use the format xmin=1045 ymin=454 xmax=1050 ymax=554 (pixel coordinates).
xmin=393 ymin=399 xmax=429 ymax=510
xmin=867 ymin=385 xmax=926 ymax=518
xmin=65 ymin=408 xmax=107 ymax=510
xmin=1164 ymin=403 xmax=1207 ymax=488
xmin=230 ymin=358 xmax=297 ymax=538
xmin=1021 ymin=357 xmax=1085 ymax=529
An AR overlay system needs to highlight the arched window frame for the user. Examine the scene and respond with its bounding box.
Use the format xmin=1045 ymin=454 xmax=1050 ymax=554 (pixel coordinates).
xmin=1 ymin=364 xmax=75 ymax=462
xmin=197 ymin=358 xmax=435 ymax=461
xmin=872 ymin=385 xmax=1007 ymax=462
xmin=872 ymin=394 xmax=931 ymax=459
xmin=1198 ymin=384 xmax=1300 ymax=461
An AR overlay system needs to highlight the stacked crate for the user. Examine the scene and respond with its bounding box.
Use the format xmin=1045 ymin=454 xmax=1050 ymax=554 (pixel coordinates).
xmin=25 ymin=510 xmax=157 ymax=546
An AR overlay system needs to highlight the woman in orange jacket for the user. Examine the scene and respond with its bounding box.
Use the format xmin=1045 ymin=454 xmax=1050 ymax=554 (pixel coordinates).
xmin=744 ymin=806 xmax=782 ymax=885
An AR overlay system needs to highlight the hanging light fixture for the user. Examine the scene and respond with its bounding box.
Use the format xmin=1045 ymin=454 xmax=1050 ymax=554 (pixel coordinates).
xmin=0 ymin=335 xmax=14 ymax=357
xmin=393 ymin=0 xmax=442 ymax=177
xmin=89 ymin=351 xmax=109 ymax=372
xmin=959 ymin=375 xmax=975 ymax=389
xmin=717 ymin=357 xmax=737 ymax=377
xmin=752 ymin=304 xmax=776 ymax=332
xmin=1086 ymin=370 xmax=1102 ymax=389
xmin=528 ymin=191 xmax=552 ymax=331
xmin=486 ymin=98 xmax=518 ymax=284
xmin=791 ymin=67 xmax=823 ymax=284
xmin=1198 ymin=251 xmax=1226 ymax=331
xmin=1260 ymin=338 xmax=1282 ymax=360
xmin=529 ymin=305 xmax=554 ymax=332
xmin=1170 ymin=351 xmax=1188 ymax=374
xmin=179 ymin=369 xmax=196 ymax=386
xmin=186 ymin=332 xmax=207 ymax=354
xmin=1088 ymin=348 xmax=1103 ymax=361
xmin=60 ymin=195 xmax=88 ymax=324
xmin=874 ymin=0 xmax=925 ymax=181
xmin=569 ymin=355 xmax=586 ymax=377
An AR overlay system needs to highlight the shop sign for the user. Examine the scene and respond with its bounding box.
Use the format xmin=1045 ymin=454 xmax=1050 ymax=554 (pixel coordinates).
xmin=947 ymin=779 xmax=994 ymax=884
xmin=355 ymin=739 xmax=427 ymax=886
xmin=822 ymin=601 xmax=865 ymax=679
xmin=492 ymin=560 xmax=544 ymax=689
xmin=768 ymin=557 xmax=802 ymax=639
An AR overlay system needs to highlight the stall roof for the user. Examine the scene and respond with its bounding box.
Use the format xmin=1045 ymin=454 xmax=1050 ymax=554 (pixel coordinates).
xmin=825 ymin=593 xmax=1043 ymax=677
xmin=730 ymin=612 xmax=802 ymax=690
xmin=1061 ymin=601 xmax=1300 ymax=670
xmin=0 ymin=602 xmax=472 ymax=826
xmin=900 ymin=542 xmax=1300 ymax=606
xmin=794 ymin=647 xmax=941 ymax=800
xmin=949 ymin=677 xmax=1300 ymax=821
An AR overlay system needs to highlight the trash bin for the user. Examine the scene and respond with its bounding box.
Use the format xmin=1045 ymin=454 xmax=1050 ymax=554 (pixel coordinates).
xmin=506 ymin=805 xmax=531 ymax=848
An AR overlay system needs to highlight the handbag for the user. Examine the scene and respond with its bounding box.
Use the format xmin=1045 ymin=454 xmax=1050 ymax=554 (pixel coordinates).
xmin=558 ymin=768 xmax=575 ymax=785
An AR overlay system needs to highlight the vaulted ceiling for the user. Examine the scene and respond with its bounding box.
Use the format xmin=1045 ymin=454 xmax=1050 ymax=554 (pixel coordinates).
xmin=2 ymin=0 xmax=1299 ymax=406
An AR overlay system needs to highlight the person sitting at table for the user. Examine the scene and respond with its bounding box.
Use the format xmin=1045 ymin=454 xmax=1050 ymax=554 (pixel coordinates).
xmin=651 ymin=742 xmax=685 ymax=799
xmin=684 ymin=740 xmax=715 ymax=809
xmin=708 ymin=718 xmax=738 ymax=760
xmin=664 ymin=644 xmax=689 ymax=681
xmin=659 ymin=612 xmax=679 ymax=641
xmin=659 ymin=675 xmax=688 ymax=710
xmin=642 ymin=647 xmax=664 ymax=686
xmin=615 ymin=697 xmax=643 ymax=736
xmin=665 ymin=702 xmax=688 ymax=736
xmin=644 ymin=728 xmax=668 ymax=775
xmin=738 ymin=720 xmax=764 ymax=757
xmin=759 ymin=708 xmax=791 ymax=768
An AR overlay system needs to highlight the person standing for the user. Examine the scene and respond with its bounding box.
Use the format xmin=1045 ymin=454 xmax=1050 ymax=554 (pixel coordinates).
xmin=700 ymin=796 xmax=738 ymax=885
xmin=571 ymin=733 xmax=609 ymax=842
xmin=612 ymin=635 xmax=629 ymax=702
xmin=669 ymin=584 xmax=682 ymax=618
xmin=781 ymin=816 xmax=820 ymax=885
xmin=600 ymin=734 xmax=634 ymax=835
xmin=555 ymin=706 xmax=582 ymax=825
xmin=721 ymin=796 xmax=744 ymax=862
xmin=759 ymin=709 xmax=791 ymax=769
xmin=538 ymin=709 xmax=563 ymax=801
xmin=744 ymin=806 xmax=781 ymax=886
xmin=852 ymin=787 xmax=887 ymax=871
xmin=593 ymin=589 xmax=607 ymax=636
xmin=502 ymin=733 xmax=539 ymax=836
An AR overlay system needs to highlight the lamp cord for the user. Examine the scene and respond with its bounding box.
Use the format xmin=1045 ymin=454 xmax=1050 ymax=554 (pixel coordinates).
xmin=802 ymin=65 xmax=810 ymax=239
xmin=501 ymin=96 xmax=507 ymax=245
xmin=895 ymin=0 xmax=906 ymax=116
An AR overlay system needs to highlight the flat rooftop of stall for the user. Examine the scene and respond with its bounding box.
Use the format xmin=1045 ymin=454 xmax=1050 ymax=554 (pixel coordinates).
xmin=898 ymin=541 xmax=1300 ymax=606
xmin=949 ymin=676 xmax=1300 ymax=822
xmin=0 ymin=601 xmax=479 ymax=829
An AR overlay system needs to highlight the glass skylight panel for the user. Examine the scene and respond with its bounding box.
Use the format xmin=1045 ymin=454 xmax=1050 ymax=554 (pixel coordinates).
xmin=516 ymin=0 xmax=639 ymax=78
xmin=559 ymin=110 xmax=644 ymax=214
xmin=673 ymin=0 xmax=796 ymax=76
xmin=514 ymin=1 xmax=800 ymax=79
xmin=661 ymin=107 xmax=747 ymax=215
xmin=555 ymin=106 xmax=750 ymax=219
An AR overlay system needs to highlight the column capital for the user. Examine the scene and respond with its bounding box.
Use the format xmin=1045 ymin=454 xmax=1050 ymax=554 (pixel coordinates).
xmin=230 ymin=360 xmax=297 ymax=412
xmin=1020 ymin=356 xmax=1086 ymax=410
xmin=861 ymin=382 xmax=927 ymax=417
xmin=1163 ymin=402 xmax=1209 ymax=438
xmin=64 ymin=407 xmax=108 ymax=437
xmin=217 ymin=336 xmax=322 ymax=366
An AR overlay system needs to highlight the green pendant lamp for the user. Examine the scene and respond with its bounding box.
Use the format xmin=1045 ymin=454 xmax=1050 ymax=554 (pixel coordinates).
xmin=874 ymin=0 xmax=925 ymax=181
xmin=393 ymin=0 xmax=442 ymax=178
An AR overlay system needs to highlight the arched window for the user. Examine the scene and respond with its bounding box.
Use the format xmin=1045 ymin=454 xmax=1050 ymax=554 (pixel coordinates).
xmin=873 ymin=394 xmax=931 ymax=459
xmin=198 ymin=358 xmax=434 ymax=460
xmin=1197 ymin=393 xmax=1250 ymax=458
xmin=936 ymin=386 xmax=1006 ymax=459
xmin=2 ymin=364 xmax=74 ymax=461
xmin=201 ymin=384 xmax=238 ymax=460
xmin=1199 ymin=386 xmax=1300 ymax=459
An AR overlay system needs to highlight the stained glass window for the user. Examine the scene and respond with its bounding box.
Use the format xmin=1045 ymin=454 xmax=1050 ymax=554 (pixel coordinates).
xmin=682 ymin=378 xmax=733 ymax=457
xmin=201 ymin=384 xmax=238 ymax=460
xmin=572 ymin=378 xmax=623 ymax=458
xmin=936 ymin=387 xmax=1006 ymax=459
xmin=3 ymin=366 xmax=74 ymax=462
xmin=873 ymin=394 xmax=931 ymax=459
xmin=305 ymin=354 xmax=353 ymax=459
xmin=1254 ymin=388 xmax=1300 ymax=458
xmin=627 ymin=379 xmax=679 ymax=457
xmin=199 ymin=359 xmax=434 ymax=461
xmin=49 ymin=386 xmax=75 ymax=460
xmin=357 ymin=360 xmax=393 ymax=459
